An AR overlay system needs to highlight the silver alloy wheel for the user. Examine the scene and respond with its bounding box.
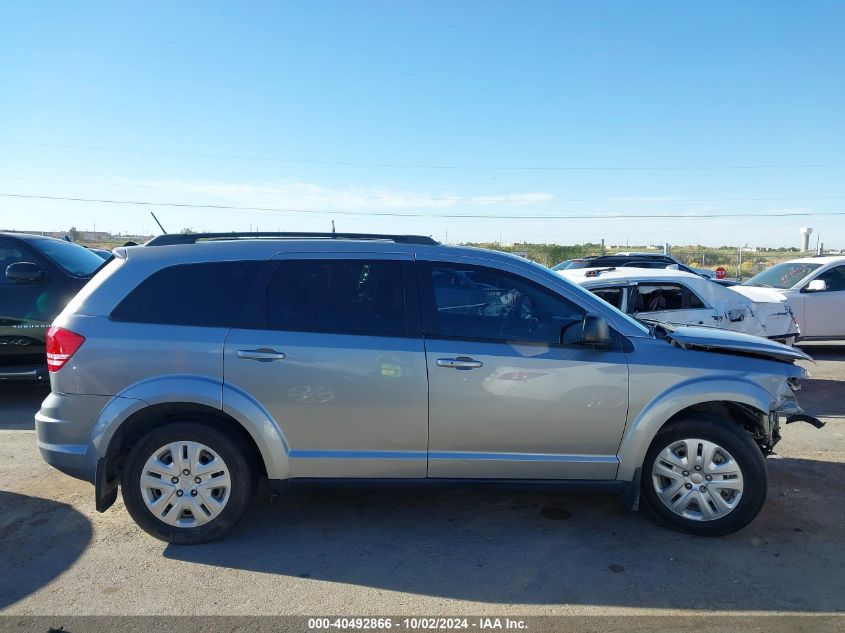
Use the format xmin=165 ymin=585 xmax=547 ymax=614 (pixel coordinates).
xmin=139 ymin=441 xmax=231 ymax=528
xmin=651 ymin=438 xmax=744 ymax=521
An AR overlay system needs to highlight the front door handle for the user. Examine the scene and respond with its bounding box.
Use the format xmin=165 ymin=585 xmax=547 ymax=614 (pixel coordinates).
xmin=237 ymin=349 xmax=286 ymax=362
xmin=436 ymin=357 xmax=483 ymax=370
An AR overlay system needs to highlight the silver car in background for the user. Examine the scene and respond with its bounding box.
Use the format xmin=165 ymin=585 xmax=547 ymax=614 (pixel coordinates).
xmin=36 ymin=233 xmax=822 ymax=544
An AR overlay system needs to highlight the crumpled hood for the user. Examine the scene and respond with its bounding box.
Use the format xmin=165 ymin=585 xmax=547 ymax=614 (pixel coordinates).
xmin=663 ymin=325 xmax=812 ymax=362
xmin=730 ymin=285 xmax=791 ymax=303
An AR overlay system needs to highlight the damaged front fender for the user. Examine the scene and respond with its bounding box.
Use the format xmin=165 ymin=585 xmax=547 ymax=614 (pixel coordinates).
xmin=776 ymin=375 xmax=825 ymax=432
xmin=754 ymin=372 xmax=824 ymax=455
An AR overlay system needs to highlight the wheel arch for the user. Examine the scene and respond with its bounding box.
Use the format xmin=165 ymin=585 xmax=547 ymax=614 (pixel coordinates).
xmin=89 ymin=375 xmax=290 ymax=482
xmin=104 ymin=402 xmax=269 ymax=479
xmin=617 ymin=378 xmax=774 ymax=481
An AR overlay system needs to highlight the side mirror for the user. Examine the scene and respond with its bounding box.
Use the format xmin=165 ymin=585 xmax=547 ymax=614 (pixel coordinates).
xmin=805 ymin=279 xmax=827 ymax=293
xmin=5 ymin=262 xmax=45 ymax=283
xmin=565 ymin=313 xmax=614 ymax=348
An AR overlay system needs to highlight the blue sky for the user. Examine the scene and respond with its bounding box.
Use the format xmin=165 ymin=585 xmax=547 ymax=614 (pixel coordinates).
xmin=1 ymin=1 xmax=843 ymax=247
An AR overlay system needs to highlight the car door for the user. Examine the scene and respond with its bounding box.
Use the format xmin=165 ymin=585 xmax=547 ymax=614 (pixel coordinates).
xmin=223 ymin=252 xmax=429 ymax=478
xmin=0 ymin=238 xmax=54 ymax=374
xmin=632 ymin=282 xmax=719 ymax=327
xmin=800 ymin=264 xmax=845 ymax=337
xmin=419 ymin=258 xmax=629 ymax=480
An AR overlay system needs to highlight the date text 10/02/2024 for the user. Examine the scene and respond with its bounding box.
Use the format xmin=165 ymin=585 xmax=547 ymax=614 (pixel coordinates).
xmin=307 ymin=617 xmax=529 ymax=630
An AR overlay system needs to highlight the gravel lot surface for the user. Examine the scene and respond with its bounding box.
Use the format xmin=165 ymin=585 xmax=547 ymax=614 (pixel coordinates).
xmin=1 ymin=344 xmax=843 ymax=622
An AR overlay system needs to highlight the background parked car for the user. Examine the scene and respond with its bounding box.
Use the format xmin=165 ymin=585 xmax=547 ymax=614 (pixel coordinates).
xmin=614 ymin=252 xmax=718 ymax=280
xmin=560 ymin=267 xmax=799 ymax=345
xmin=551 ymin=254 xmax=728 ymax=283
xmin=733 ymin=256 xmax=845 ymax=341
xmin=87 ymin=247 xmax=114 ymax=260
xmin=0 ymin=231 xmax=106 ymax=380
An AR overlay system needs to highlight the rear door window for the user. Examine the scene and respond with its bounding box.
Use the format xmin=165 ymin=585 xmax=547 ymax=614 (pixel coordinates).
xmin=266 ymin=259 xmax=408 ymax=336
xmin=111 ymin=261 xmax=262 ymax=326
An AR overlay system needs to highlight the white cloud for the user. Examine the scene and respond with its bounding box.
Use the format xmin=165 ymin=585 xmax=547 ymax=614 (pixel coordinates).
xmin=469 ymin=192 xmax=555 ymax=205
xmin=124 ymin=178 xmax=555 ymax=211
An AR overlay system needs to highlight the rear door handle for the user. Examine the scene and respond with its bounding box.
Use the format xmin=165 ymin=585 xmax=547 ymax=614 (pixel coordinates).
xmin=237 ymin=349 xmax=286 ymax=362
xmin=436 ymin=357 xmax=483 ymax=370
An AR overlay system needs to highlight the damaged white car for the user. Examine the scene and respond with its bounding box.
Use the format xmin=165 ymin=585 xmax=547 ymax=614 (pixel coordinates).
xmin=559 ymin=268 xmax=799 ymax=345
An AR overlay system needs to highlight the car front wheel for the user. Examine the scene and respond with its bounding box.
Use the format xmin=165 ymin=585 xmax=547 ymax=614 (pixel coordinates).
xmin=642 ymin=417 xmax=767 ymax=536
xmin=121 ymin=422 xmax=255 ymax=544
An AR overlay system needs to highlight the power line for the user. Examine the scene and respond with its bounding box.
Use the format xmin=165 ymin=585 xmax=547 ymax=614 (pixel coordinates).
xmin=1 ymin=140 xmax=842 ymax=171
xmin=1 ymin=174 xmax=844 ymax=203
xmin=4 ymin=192 xmax=845 ymax=221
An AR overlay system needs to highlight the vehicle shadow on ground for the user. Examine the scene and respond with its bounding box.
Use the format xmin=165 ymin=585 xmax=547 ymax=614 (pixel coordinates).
xmin=0 ymin=490 xmax=92 ymax=609
xmin=0 ymin=383 xmax=49 ymax=430
xmin=799 ymin=378 xmax=845 ymax=418
xmin=798 ymin=343 xmax=845 ymax=361
xmin=164 ymin=457 xmax=845 ymax=612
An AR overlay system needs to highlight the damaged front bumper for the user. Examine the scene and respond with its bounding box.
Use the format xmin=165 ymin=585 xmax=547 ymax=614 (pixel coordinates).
xmin=761 ymin=376 xmax=825 ymax=454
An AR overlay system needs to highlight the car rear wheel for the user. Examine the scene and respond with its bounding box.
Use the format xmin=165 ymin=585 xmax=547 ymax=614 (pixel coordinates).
xmin=642 ymin=417 xmax=767 ymax=536
xmin=121 ymin=422 xmax=255 ymax=544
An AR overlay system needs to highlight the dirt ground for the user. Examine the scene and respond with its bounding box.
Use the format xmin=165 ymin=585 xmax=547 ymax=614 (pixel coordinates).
xmin=0 ymin=344 xmax=843 ymax=625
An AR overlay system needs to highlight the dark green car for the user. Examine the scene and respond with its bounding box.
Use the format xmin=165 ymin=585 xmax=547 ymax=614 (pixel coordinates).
xmin=0 ymin=232 xmax=106 ymax=380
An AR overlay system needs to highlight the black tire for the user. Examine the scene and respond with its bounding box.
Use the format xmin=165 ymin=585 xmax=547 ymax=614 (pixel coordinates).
xmin=121 ymin=422 xmax=256 ymax=544
xmin=641 ymin=417 xmax=767 ymax=537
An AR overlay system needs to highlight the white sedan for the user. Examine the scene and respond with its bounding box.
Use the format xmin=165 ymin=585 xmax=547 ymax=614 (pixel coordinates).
xmin=732 ymin=256 xmax=845 ymax=341
xmin=559 ymin=267 xmax=799 ymax=344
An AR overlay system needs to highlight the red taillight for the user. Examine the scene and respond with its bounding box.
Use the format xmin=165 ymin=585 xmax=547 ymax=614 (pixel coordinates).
xmin=46 ymin=327 xmax=85 ymax=372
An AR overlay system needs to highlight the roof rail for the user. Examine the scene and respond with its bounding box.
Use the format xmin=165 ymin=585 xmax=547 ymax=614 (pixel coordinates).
xmin=145 ymin=232 xmax=439 ymax=247
xmin=584 ymin=267 xmax=617 ymax=277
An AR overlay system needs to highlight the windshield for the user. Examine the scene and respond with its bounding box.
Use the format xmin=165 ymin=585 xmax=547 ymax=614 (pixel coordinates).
xmin=560 ymin=259 xmax=590 ymax=270
xmin=551 ymin=260 xmax=573 ymax=271
xmin=743 ymin=262 xmax=822 ymax=289
xmin=31 ymin=238 xmax=106 ymax=277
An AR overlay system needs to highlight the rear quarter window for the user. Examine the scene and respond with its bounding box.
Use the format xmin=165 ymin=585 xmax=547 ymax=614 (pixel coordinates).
xmin=591 ymin=287 xmax=624 ymax=309
xmin=111 ymin=261 xmax=262 ymax=327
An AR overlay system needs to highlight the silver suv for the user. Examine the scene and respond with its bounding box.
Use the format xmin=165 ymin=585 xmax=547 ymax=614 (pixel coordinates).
xmin=36 ymin=232 xmax=822 ymax=544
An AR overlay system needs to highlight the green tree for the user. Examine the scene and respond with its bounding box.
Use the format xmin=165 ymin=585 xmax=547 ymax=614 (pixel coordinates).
xmin=68 ymin=226 xmax=81 ymax=242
